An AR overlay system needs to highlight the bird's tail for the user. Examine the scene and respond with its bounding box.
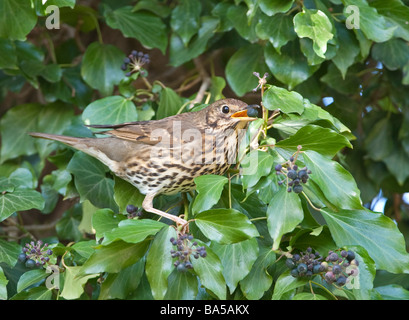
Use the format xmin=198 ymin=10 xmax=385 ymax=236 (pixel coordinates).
xmin=29 ymin=132 xmax=83 ymax=147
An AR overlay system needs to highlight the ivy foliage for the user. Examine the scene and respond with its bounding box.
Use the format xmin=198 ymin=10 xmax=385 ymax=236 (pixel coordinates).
xmin=1 ymin=0 xmax=409 ymax=300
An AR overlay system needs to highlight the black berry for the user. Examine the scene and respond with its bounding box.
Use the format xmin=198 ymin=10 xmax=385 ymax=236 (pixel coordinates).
xmin=287 ymin=170 xmax=298 ymax=180
xmin=293 ymin=185 xmax=303 ymax=194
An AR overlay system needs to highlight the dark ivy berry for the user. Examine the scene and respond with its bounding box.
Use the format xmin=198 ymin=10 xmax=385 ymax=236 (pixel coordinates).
xmin=298 ymin=170 xmax=308 ymax=180
xmin=275 ymin=164 xmax=283 ymax=172
xmin=313 ymin=264 xmax=323 ymax=274
xmin=293 ymin=254 xmax=301 ymax=261
xmin=18 ymin=253 xmax=27 ymax=263
xmin=126 ymin=204 xmax=137 ymax=214
xmin=25 ymin=259 xmax=36 ymax=268
xmin=290 ymin=268 xmax=299 ymax=278
xmin=346 ymin=250 xmax=355 ymax=262
xmin=177 ymin=263 xmax=187 ymax=272
xmin=287 ymin=170 xmax=298 ymax=180
xmin=297 ymin=263 xmax=308 ymax=274
xmin=293 ymin=185 xmax=303 ymax=194
xmin=332 ymin=264 xmax=342 ymax=274
xmin=247 ymin=106 xmax=259 ymax=118
xmin=336 ymin=275 xmax=347 ymax=286
xmin=285 ymin=258 xmax=296 ymax=269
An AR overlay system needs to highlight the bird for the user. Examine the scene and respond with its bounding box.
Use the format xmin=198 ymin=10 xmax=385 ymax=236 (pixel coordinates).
xmin=29 ymin=98 xmax=259 ymax=228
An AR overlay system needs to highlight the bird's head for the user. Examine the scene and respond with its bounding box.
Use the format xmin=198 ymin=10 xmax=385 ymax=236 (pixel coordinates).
xmin=203 ymin=98 xmax=260 ymax=131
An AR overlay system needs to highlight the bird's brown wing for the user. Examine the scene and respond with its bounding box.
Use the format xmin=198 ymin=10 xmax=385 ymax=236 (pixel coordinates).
xmin=86 ymin=112 xmax=205 ymax=146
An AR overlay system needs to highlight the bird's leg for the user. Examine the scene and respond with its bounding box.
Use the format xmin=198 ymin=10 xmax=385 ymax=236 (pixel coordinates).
xmin=142 ymin=193 xmax=189 ymax=229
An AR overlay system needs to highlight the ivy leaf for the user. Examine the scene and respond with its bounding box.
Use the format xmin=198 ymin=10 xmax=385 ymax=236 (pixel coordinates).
xmin=80 ymin=240 xmax=150 ymax=274
xmin=156 ymin=87 xmax=182 ymax=120
xmin=239 ymin=247 xmax=276 ymax=300
xmin=371 ymin=0 xmax=409 ymax=42
xmin=272 ymin=271 xmax=309 ymax=300
xmin=0 ymin=189 xmax=45 ymax=222
xmin=164 ymin=269 xmax=198 ymax=300
xmin=241 ymin=150 xmax=275 ymax=189
xmin=341 ymin=0 xmax=396 ymax=43
xmin=264 ymin=41 xmax=319 ymax=90
xmin=0 ymin=0 xmax=37 ymax=41
xmin=0 ymin=239 xmax=21 ymax=267
xmin=371 ymin=38 xmax=409 ymax=71
xmin=17 ymin=269 xmax=48 ymax=293
xmin=303 ymin=150 xmax=362 ymax=210
xmin=82 ymin=96 xmax=138 ymax=125
xmin=259 ymin=0 xmax=295 ymax=16
xmin=92 ymin=209 xmax=126 ymax=241
xmin=67 ymin=152 xmax=118 ymax=211
xmin=332 ymin=23 xmax=360 ymax=78
xmin=267 ymin=187 xmax=304 ymax=250
xmin=0 ymin=39 xmax=17 ymax=69
xmin=102 ymin=219 xmax=166 ymax=245
xmin=262 ymin=85 xmax=305 ymax=114
xmin=211 ymin=238 xmax=259 ymax=294
xmin=170 ymin=0 xmax=201 ymax=46
xmin=0 ymin=266 xmax=8 ymax=300
xmin=226 ymin=44 xmax=268 ymax=96
xmin=0 ymin=103 xmax=42 ymax=163
xmin=256 ymin=13 xmax=297 ymax=53
xmin=192 ymin=175 xmax=228 ymax=215
xmin=194 ymin=209 xmax=260 ymax=244
xmin=105 ymin=6 xmax=168 ymax=54
xmin=191 ymin=240 xmax=226 ymax=300
xmin=276 ymin=125 xmax=352 ymax=158
xmin=145 ymin=226 xmax=177 ymax=300
xmin=169 ymin=16 xmax=219 ymax=67
xmin=113 ymin=176 xmax=144 ymax=215
xmin=81 ymin=42 xmax=125 ymax=96
xmin=320 ymin=208 xmax=409 ymax=274
xmin=294 ymin=9 xmax=334 ymax=59
xmin=60 ymin=266 xmax=99 ymax=300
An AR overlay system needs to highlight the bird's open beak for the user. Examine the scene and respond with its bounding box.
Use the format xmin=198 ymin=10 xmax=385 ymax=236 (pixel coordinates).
xmin=231 ymin=105 xmax=260 ymax=121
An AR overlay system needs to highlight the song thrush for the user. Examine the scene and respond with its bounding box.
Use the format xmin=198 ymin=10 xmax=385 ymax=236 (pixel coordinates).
xmin=29 ymin=98 xmax=259 ymax=227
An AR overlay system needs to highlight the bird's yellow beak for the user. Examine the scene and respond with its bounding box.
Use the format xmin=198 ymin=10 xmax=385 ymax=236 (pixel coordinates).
xmin=231 ymin=105 xmax=260 ymax=121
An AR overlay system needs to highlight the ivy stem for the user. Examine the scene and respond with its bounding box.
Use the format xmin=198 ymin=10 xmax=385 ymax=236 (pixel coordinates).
xmin=302 ymin=192 xmax=321 ymax=211
xmin=309 ymin=280 xmax=338 ymax=300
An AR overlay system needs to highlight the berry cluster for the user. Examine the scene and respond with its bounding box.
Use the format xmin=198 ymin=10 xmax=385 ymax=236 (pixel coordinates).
xmin=126 ymin=204 xmax=142 ymax=218
xmin=275 ymin=155 xmax=311 ymax=194
xmin=170 ymin=233 xmax=207 ymax=272
xmin=18 ymin=240 xmax=53 ymax=268
xmin=322 ymin=250 xmax=359 ymax=286
xmin=286 ymin=248 xmax=358 ymax=287
xmin=285 ymin=247 xmax=324 ymax=278
xmin=121 ymin=50 xmax=150 ymax=77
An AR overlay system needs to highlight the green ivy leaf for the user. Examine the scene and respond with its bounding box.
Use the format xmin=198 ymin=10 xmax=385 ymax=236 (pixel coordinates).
xmin=303 ymin=150 xmax=362 ymax=210
xmin=102 ymin=219 xmax=166 ymax=245
xmin=156 ymin=87 xmax=182 ymax=120
xmin=191 ymin=240 xmax=226 ymax=300
xmin=145 ymin=226 xmax=177 ymax=300
xmin=332 ymin=23 xmax=360 ymax=78
xmin=82 ymin=95 xmax=138 ymax=125
xmin=0 ymin=189 xmax=45 ymax=222
xmin=276 ymin=125 xmax=352 ymax=158
xmin=320 ymin=208 xmax=409 ymax=274
xmin=272 ymin=271 xmax=308 ymax=300
xmin=105 ymin=6 xmax=168 ymax=54
xmin=192 ymin=175 xmax=228 ymax=215
xmin=267 ymin=187 xmax=304 ymax=250
xmin=371 ymin=0 xmax=409 ymax=42
xmin=81 ymin=42 xmax=125 ymax=96
xmin=264 ymin=41 xmax=319 ymax=90
xmin=80 ymin=240 xmax=150 ymax=274
xmin=60 ymin=266 xmax=99 ymax=300
xmin=0 ymin=39 xmax=17 ymax=69
xmin=341 ymin=0 xmax=396 ymax=43
xmin=0 ymin=266 xmax=8 ymax=300
xmin=0 ymin=239 xmax=21 ymax=267
xmin=226 ymin=44 xmax=268 ymax=96
xmin=17 ymin=269 xmax=48 ymax=293
xmin=262 ymin=85 xmax=305 ymax=114
xmin=294 ymin=9 xmax=334 ymax=59
xmin=240 ymin=247 xmax=276 ymax=300
xmin=256 ymin=13 xmax=296 ymax=53
xmin=0 ymin=0 xmax=37 ymax=41
xmin=170 ymin=0 xmax=201 ymax=46
xmin=169 ymin=16 xmax=219 ymax=67
xmin=194 ymin=209 xmax=259 ymax=244
xmin=67 ymin=152 xmax=118 ymax=211
xmin=241 ymin=150 xmax=275 ymax=189
xmin=259 ymin=0 xmax=295 ymax=16
xmin=211 ymin=238 xmax=259 ymax=294
xmin=113 ymin=176 xmax=144 ymax=215
xmin=164 ymin=269 xmax=198 ymax=300
xmin=371 ymin=38 xmax=409 ymax=71
xmin=92 ymin=208 xmax=126 ymax=241
xmin=375 ymin=284 xmax=409 ymax=300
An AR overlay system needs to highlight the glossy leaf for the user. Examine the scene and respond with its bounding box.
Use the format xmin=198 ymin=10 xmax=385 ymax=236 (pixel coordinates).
xmin=192 ymin=175 xmax=228 ymax=215
xmin=262 ymin=85 xmax=304 ymax=114
xmin=194 ymin=209 xmax=260 ymax=244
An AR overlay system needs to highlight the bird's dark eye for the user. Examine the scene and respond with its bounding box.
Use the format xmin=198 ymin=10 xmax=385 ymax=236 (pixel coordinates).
xmin=222 ymin=105 xmax=230 ymax=114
